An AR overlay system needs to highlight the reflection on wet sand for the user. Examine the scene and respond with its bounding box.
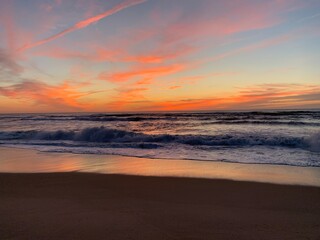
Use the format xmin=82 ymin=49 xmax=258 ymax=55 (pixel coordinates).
xmin=1 ymin=147 xmax=320 ymax=186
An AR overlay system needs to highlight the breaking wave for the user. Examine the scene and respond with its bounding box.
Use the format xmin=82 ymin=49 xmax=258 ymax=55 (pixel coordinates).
xmin=0 ymin=126 xmax=319 ymax=152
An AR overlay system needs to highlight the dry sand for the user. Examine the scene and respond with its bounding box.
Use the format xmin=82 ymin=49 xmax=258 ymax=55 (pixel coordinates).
xmin=0 ymin=172 xmax=320 ymax=240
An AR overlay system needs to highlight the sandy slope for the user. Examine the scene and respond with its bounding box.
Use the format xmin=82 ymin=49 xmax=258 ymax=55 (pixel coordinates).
xmin=0 ymin=172 xmax=320 ymax=240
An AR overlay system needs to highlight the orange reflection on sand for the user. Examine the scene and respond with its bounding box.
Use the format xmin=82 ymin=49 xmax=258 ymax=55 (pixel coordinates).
xmin=1 ymin=147 xmax=320 ymax=186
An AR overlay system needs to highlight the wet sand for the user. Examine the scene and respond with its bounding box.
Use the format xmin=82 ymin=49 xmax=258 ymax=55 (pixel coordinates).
xmin=1 ymin=147 xmax=320 ymax=186
xmin=1 ymin=172 xmax=320 ymax=240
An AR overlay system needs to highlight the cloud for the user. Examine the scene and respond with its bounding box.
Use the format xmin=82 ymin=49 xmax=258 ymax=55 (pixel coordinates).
xmin=55 ymin=0 xmax=62 ymax=5
xmin=35 ymin=48 xmax=119 ymax=62
xmin=18 ymin=0 xmax=147 ymax=52
xmin=88 ymin=0 xmax=302 ymax=94
xmin=27 ymin=0 xmax=298 ymax=97
xmin=152 ymin=0 xmax=295 ymax=46
xmin=0 ymin=1 xmax=19 ymax=52
xmin=105 ymin=86 xmax=149 ymax=110
xmin=115 ymin=84 xmax=320 ymax=111
xmin=0 ymin=80 xmax=96 ymax=110
xmin=99 ymin=64 xmax=185 ymax=83
xmin=35 ymin=43 xmax=195 ymax=65
xmin=122 ymin=45 xmax=195 ymax=64
xmin=169 ymin=86 xmax=181 ymax=90
xmin=116 ymin=87 xmax=149 ymax=99
xmin=298 ymin=12 xmax=320 ymax=23
xmin=1 ymin=0 xmax=317 ymax=113
xmin=40 ymin=3 xmax=54 ymax=12
xmin=0 ymin=48 xmax=24 ymax=83
xmin=99 ymin=63 xmax=189 ymax=110
xmin=204 ymin=33 xmax=297 ymax=64
xmin=0 ymin=49 xmax=23 ymax=74
xmin=100 ymin=70 xmax=238 ymax=110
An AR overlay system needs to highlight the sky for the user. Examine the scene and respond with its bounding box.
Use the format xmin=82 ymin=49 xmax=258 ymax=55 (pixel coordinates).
xmin=0 ymin=0 xmax=319 ymax=113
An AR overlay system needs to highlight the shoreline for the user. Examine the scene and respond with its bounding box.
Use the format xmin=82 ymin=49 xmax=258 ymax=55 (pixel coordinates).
xmin=1 ymin=172 xmax=320 ymax=239
xmin=3 ymin=144 xmax=320 ymax=168
xmin=1 ymin=146 xmax=320 ymax=186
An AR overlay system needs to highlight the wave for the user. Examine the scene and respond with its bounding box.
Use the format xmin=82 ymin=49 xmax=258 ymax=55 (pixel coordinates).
xmin=1 ymin=110 xmax=319 ymax=122
xmin=0 ymin=126 xmax=319 ymax=152
xmin=1 ymin=111 xmax=319 ymax=124
xmin=204 ymin=120 xmax=320 ymax=126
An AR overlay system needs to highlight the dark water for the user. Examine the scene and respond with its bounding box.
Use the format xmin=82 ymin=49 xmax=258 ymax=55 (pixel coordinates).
xmin=0 ymin=111 xmax=319 ymax=167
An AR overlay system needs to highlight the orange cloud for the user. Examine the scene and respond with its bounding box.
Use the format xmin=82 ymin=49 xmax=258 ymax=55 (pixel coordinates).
xmin=18 ymin=0 xmax=147 ymax=52
xmin=136 ymin=78 xmax=152 ymax=85
xmin=116 ymin=87 xmax=149 ymax=100
xmin=0 ymin=80 xmax=96 ymax=110
xmin=100 ymin=70 xmax=237 ymax=111
xmin=169 ymin=86 xmax=181 ymax=90
xmin=179 ymin=76 xmax=205 ymax=83
xmin=105 ymin=87 xmax=149 ymax=110
xmin=100 ymin=62 xmax=189 ymax=110
xmin=117 ymin=84 xmax=320 ymax=111
xmin=100 ymin=64 xmax=185 ymax=83
xmin=123 ymin=44 xmax=195 ymax=63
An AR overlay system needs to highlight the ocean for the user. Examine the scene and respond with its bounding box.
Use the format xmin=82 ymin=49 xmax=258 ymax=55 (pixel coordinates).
xmin=0 ymin=111 xmax=319 ymax=167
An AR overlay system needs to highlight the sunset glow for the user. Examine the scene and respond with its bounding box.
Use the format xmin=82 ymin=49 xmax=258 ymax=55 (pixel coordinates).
xmin=0 ymin=0 xmax=319 ymax=112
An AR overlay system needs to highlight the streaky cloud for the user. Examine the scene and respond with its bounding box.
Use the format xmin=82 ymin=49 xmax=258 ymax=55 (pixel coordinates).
xmin=17 ymin=0 xmax=147 ymax=52
xmin=129 ymin=84 xmax=320 ymax=111
xmin=0 ymin=48 xmax=23 ymax=74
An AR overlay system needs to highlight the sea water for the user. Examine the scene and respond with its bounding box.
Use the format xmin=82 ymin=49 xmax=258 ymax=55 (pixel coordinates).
xmin=0 ymin=111 xmax=319 ymax=167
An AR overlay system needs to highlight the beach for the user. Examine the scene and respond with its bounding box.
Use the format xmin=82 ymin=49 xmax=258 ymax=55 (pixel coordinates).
xmin=1 ymin=0 xmax=320 ymax=238
xmin=1 ymin=172 xmax=320 ymax=240
xmin=0 ymin=146 xmax=320 ymax=239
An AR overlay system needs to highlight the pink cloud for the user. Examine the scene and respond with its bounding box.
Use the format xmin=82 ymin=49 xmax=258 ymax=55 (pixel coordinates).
xmin=55 ymin=0 xmax=62 ymax=6
xmin=35 ymin=43 xmax=195 ymax=65
xmin=0 ymin=49 xmax=23 ymax=74
xmin=18 ymin=0 xmax=147 ymax=52
xmin=156 ymin=0 xmax=294 ymax=46
xmin=0 ymin=1 xmax=34 ymax=54
xmin=35 ymin=47 xmax=119 ymax=62
xmin=204 ymin=32 xmax=299 ymax=64
xmin=40 ymin=3 xmax=53 ymax=12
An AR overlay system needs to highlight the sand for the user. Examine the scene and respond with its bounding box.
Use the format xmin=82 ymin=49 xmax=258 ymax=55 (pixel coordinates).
xmin=0 ymin=172 xmax=320 ymax=240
